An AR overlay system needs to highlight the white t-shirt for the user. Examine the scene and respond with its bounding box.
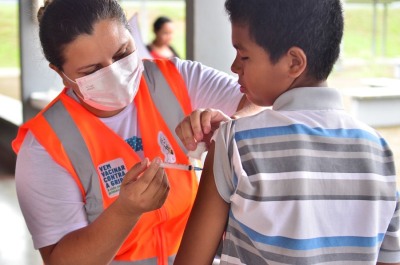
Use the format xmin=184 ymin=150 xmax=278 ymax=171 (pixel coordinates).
xmin=15 ymin=58 xmax=242 ymax=249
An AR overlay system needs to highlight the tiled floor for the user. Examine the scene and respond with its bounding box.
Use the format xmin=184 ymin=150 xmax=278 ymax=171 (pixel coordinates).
xmin=0 ymin=165 xmax=42 ymax=265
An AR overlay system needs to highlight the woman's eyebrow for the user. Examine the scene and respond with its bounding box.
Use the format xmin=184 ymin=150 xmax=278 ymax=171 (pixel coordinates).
xmin=76 ymin=39 xmax=132 ymax=72
xmin=113 ymin=41 xmax=130 ymax=56
xmin=113 ymin=46 xmax=125 ymax=56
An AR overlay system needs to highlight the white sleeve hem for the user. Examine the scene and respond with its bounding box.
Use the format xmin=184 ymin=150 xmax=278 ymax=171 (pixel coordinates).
xmin=170 ymin=57 xmax=243 ymax=116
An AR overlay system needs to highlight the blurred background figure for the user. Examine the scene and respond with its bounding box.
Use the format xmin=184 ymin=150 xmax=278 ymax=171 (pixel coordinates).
xmin=146 ymin=16 xmax=180 ymax=59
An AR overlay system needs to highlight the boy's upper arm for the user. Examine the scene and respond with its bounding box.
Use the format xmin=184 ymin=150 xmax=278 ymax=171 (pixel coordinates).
xmin=378 ymin=192 xmax=400 ymax=264
xmin=175 ymin=142 xmax=229 ymax=265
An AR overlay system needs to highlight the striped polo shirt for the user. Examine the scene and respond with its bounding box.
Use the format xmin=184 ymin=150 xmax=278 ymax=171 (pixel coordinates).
xmin=213 ymin=87 xmax=400 ymax=264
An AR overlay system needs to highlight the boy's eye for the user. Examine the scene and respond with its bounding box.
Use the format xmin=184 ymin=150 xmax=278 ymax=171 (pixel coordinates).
xmin=241 ymin=57 xmax=249 ymax=61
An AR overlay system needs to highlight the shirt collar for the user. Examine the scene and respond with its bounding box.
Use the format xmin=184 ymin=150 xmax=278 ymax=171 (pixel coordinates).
xmin=273 ymin=87 xmax=344 ymax=111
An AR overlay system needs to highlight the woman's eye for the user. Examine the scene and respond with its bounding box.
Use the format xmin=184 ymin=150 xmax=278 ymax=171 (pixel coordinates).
xmin=114 ymin=49 xmax=131 ymax=61
xmin=82 ymin=67 xmax=100 ymax=76
xmin=241 ymin=57 xmax=249 ymax=61
xmin=83 ymin=70 xmax=97 ymax=76
xmin=113 ymin=54 xmax=125 ymax=61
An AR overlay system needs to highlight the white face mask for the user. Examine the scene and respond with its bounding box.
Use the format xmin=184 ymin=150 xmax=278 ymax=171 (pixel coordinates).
xmin=63 ymin=50 xmax=144 ymax=111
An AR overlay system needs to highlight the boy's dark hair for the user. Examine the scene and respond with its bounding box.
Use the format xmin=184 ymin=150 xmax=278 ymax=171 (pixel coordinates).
xmin=153 ymin=16 xmax=172 ymax=33
xmin=38 ymin=0 xmax=129 ymax=70
xmin=225 ymin=0 xmax=344 ymax=81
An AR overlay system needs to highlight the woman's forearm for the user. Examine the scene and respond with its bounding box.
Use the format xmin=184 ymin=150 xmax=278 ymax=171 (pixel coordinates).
xmin=40 ymin=200 xmax=141 ymax=265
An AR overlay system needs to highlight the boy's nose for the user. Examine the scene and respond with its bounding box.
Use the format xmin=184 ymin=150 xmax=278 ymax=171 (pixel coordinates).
xmin=231 ymin=58 xmax=241 ymax=74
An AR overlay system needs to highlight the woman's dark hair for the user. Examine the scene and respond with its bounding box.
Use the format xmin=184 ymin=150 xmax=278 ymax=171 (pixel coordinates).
xmin=153 ymin=16 xmax=172 ymax=33
xmin=225 ymin=0 xmax=344 ymax=81
xmin=37 ymin=0 xmax=129 ymax=69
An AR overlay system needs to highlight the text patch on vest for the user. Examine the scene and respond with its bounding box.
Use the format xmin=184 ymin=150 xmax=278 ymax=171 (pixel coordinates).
xmin=158 ymin=131 xmax=176 ymax=163
xmin=97 ymin=158 xmax=127 ymax=198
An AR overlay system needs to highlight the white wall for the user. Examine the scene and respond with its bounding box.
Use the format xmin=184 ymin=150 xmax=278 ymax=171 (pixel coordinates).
xmin=186 ymin=0 xmax=235 ymax=75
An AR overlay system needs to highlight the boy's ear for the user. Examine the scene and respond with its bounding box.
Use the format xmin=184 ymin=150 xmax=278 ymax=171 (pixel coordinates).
xmin=286 ymin=47 xmax=307 ymax=78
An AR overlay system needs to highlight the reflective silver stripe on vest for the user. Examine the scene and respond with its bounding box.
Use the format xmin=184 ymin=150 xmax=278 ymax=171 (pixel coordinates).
xmin=142 ymin=60 xmax=188 ymax=154
xmin=111 ymin=255 xmax=175 ymax=265
xmin=111 ymin=258 xmax=157 ymax=265
xmin=43 ymin=101 xmax=104 ymax=223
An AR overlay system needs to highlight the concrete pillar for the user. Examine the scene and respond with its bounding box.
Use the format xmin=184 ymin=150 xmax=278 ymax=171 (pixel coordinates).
xmin=186 ymin=0 xmax=235 ymax=75
xmin=19 ymin=0 xmax=63 ymax=122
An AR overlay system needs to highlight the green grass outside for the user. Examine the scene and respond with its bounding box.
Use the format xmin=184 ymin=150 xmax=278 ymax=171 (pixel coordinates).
xmin=343 ymin=6 xmax=400 ymax=58
xmin=0 ymin=2 xmax=399 ymax=70
xmin=0 ymin=3 xmax=19 ymax=68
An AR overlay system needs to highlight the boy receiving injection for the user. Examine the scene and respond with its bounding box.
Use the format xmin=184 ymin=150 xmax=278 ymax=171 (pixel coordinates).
xmin=174 ymin=0 xmax=400 ymax=264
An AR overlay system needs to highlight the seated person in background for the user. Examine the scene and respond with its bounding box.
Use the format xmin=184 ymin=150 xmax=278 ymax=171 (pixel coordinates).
xmin=147 ymin=16 xmax=180 ymax=59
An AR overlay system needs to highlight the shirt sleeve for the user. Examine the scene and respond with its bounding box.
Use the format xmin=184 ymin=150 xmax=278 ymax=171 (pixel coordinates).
xmin=212 ymin=120 xmax=238 ymax=203
xmin=378 ymin=191 xmax=400 ymax=263
xmin=15 ymin=131 xmax=88 ymax=249
xmin=170 ymin=57 xmax=242 ymax=116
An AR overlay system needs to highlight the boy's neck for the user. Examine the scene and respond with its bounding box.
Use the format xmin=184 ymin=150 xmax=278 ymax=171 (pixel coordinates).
xmin=289 ymin=74 xmax=328 ymax=89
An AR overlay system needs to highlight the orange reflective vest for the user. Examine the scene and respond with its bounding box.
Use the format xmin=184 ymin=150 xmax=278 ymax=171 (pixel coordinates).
xmin=13 ymin=59 xmax=198 ymax=265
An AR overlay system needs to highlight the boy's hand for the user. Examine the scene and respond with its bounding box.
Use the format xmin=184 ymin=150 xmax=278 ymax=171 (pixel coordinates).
xmin=115 ymin=157 xmax=170 ymax=217
xmin=175 ymin=108 xmax=231 ymax=151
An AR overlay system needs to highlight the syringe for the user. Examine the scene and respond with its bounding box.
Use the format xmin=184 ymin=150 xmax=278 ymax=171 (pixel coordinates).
xmin=160 ymin=162 xmax=203 ymax=171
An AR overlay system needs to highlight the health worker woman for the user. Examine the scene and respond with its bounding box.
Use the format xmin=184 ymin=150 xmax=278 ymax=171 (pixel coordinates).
xmin=12 ymin=0 xmax=255 ymax=264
